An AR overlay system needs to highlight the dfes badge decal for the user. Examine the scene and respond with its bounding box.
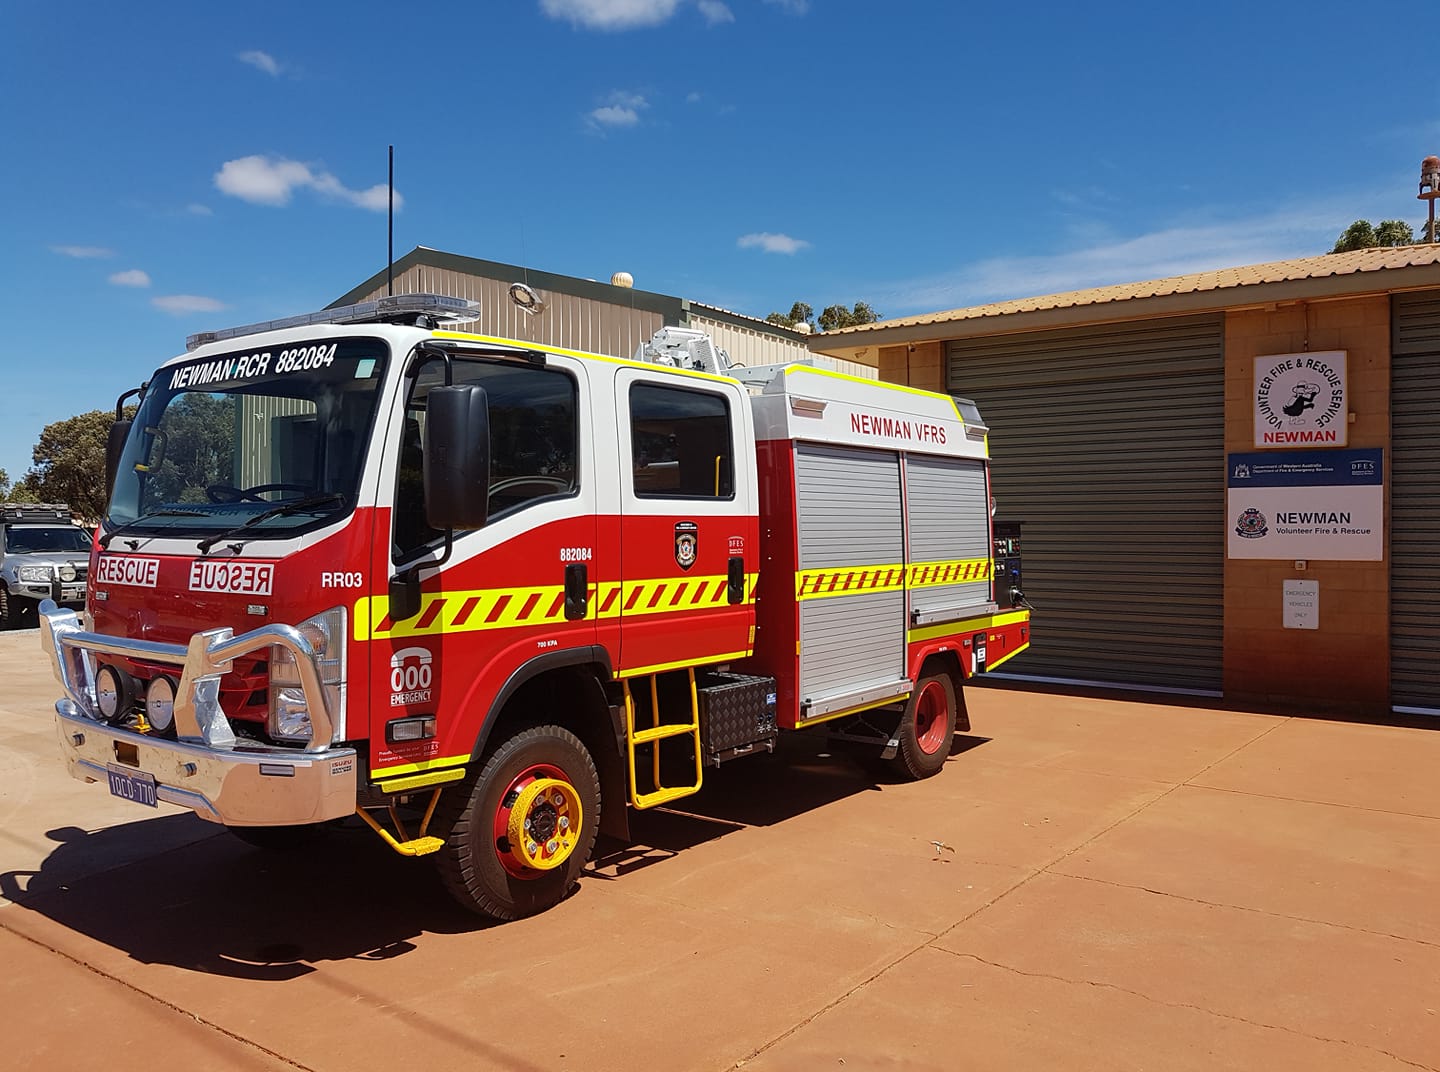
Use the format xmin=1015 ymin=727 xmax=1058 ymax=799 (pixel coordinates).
xmin=674 ymin=521 xmax=698 ymax=570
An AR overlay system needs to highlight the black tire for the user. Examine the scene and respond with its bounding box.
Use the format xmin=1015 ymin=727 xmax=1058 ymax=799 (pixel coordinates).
xmin=226 ymin=823 xmax=332 ymax=851
xmin=436 ymin=725 xmax=601 ymax=921
xmin=0 ymin=585 xmax=22 ymax=630
xmin=889 ymin=672 xmax=958 ymax=781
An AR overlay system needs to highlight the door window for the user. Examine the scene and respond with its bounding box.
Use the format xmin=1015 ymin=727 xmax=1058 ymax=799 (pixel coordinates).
xmin=628 ymin=383 xmax=733 ymax=500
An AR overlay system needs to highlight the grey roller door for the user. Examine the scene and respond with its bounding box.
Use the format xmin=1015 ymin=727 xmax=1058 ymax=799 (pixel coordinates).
xmin=1391 ymin=291 xmax=1440 ymax=712
xmin=948 ymin=314 xmax=1224 ymax=691
xmin=796 ymin=444 xmax=905 ymax=706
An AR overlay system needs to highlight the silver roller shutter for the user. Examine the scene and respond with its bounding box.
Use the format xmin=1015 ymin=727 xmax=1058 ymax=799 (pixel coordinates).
xmin=796 ymin=444 xmax=906 ymax=706
xmin=1391 ymin=291 xmax=1440 ymax=713
xmin=948 ymin=314 xmax=1225 ymax=692
xmin=906 ymin=454 xmax=992 ymax=617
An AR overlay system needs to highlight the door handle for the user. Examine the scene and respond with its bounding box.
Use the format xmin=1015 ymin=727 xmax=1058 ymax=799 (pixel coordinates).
xmin=565 ymin=562 xmax=588 ymax=620
xmin=727 ymin=556 xmax=745 ymax=604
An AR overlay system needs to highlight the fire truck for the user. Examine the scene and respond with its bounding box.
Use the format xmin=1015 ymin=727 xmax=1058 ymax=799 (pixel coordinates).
xmin=39 ymin=293 xmax=1029 ymax=920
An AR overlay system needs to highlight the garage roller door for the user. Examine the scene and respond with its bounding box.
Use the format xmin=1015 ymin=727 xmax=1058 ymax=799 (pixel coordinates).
xmin=948 ymin=314 xmax=1224 ymax=692
xmin=1391 ymin=291 xmax=1440 ymax=713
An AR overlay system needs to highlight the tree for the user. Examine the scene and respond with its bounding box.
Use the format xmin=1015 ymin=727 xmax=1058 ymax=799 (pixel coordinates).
xmin=818 ymin=301 xmax=881 ymax=332
xmin=1331 ymin=218 xmax=1415 ymax=253
xmin=22 ymin=408 xmax=130 ymax=520
xmin=766 ymin=302 xmax=814 ymax=331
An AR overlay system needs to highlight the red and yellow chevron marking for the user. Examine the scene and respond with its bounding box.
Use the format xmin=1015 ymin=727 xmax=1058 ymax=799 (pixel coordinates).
xmin=796 ymin=557 xmax=991 ymax=601
xmin=355 ymin=573 xmax=758 ymax=640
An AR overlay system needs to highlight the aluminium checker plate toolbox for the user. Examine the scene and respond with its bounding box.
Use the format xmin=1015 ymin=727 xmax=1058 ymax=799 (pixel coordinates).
xmin=697 ymin=671 xmax=778 ymax=765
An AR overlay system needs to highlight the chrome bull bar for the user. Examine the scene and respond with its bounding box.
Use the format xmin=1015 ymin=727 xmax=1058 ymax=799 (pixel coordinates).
xmin=38 ymin=599 xmax=357 ymax=826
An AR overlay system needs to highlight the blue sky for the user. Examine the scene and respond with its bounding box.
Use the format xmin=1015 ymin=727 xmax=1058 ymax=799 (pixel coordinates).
xmin=3 ymin=0 xmax=1435 ymax=483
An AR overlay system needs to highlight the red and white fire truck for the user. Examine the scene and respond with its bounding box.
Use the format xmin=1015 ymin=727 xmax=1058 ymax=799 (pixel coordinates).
xmin=40 ymin=293 xmax=1029 ymax=920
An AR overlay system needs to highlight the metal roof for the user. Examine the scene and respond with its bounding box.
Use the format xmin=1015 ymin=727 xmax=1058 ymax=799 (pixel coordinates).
xmin=810 ymin=244 xmax=1440 ymax=351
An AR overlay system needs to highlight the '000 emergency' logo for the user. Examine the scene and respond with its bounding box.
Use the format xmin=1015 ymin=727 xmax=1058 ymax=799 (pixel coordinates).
xmin=390 ymin=646 xmax=433 ymax=706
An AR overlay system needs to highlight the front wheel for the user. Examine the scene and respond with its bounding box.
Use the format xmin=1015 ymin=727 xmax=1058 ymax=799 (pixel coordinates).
xmin=436 ymin=724 xmax=601 ymax=921
xmin=889 ymin=672 xmax=958 ymax=780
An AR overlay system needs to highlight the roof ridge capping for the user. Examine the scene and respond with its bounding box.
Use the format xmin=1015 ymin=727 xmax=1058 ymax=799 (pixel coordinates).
xmin=820 ymin=243 xmax=1440 ymax=335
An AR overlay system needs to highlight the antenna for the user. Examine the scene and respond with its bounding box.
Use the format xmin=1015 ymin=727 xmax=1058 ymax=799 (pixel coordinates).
xmin=387 ymin=145 xmax=394 ymax=296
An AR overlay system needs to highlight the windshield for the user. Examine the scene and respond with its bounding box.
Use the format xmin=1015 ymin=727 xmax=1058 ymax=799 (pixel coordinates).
xmin=6 ymin=526 xmax=91 ymax=554
xmin=106 ymin=338 xmax=387 ymax=539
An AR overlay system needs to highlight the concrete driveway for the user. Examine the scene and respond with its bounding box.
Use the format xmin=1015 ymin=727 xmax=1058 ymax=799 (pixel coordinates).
xmin=2 ymin=628 xmax=1437 ymax=1071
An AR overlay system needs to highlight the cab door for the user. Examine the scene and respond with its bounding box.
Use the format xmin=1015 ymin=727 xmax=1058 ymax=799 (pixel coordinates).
xmin=613 ymin=368 xmax=757 ymax=676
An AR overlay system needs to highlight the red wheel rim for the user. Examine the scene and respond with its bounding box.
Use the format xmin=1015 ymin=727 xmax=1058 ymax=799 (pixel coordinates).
xmin=493 ymin=762 xmax=570 ymax=879
xmin=913 ymin=681 xmax=950 ymax=755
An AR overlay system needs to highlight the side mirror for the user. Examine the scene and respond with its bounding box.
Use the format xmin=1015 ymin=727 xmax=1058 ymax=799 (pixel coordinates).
xmin=423 ymin=385 xmax=490 ymax=531
xmin=105 ymin=420 xmax=132 ymax=501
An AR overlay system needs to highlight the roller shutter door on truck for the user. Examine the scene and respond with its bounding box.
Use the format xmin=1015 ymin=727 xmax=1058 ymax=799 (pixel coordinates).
xmin=905 ymin=454 xmax=992 ymax=618
xmin=1391 ymin=290 xmax=1440 ymax=714
xmin=947 ymin=314 xmax=1225 ymax=693
xmin=795 ymin=443 xmax=906 ymax=710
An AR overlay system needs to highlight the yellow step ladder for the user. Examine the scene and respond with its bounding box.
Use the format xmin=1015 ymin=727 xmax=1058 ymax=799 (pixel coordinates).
xmin=624 ymin=668 xmax=704 ymax=809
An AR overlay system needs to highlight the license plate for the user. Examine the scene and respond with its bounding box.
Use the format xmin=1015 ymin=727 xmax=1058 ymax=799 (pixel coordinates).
xmin=106 ymin=765 xmax=158 ymax=808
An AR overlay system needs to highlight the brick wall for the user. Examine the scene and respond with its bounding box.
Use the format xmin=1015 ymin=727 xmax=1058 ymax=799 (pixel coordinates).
xmin=1222 ymin=297 xmax=1391 ymax=712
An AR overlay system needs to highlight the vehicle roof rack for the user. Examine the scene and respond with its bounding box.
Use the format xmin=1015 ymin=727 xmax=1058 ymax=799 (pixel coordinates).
xmin=186 ymin=293 xmax=481 ymax=351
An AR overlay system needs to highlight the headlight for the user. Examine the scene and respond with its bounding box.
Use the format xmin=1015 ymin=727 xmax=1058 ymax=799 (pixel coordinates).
xmin=59 ymin=564 xmax=77 ymax=582
xmin=268 ymin=606 xmax=347 ymax=743
xmin=19 ymin=565 xmax=53 ymax=584
xmin=95 ymin=664 xmax=137 ymax=724
xmin=145 ymin=675 xmax=179 ymax=736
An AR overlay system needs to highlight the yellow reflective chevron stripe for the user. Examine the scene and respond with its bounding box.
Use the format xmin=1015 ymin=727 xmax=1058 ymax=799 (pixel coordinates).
xmin=796 ymin=558 xmax=991 ymax=601
xmin=355 ymin=573 xmax=758 ymax=641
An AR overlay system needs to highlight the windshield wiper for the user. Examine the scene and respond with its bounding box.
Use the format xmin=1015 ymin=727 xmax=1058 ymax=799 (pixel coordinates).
xmin=99 ymin=509 xmax=209 ymax=550
xmin=196 ymin=494 xmax=346 ymax=554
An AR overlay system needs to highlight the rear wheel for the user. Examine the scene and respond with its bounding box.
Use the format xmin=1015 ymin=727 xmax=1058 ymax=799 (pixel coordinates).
xmin=436 ymin=724 xmax=600 ymax=921
xmin=889 ymin=672 xmax=957 ymax=780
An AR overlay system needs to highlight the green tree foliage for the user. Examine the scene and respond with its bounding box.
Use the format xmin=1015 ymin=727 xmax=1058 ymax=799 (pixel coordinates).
xmin=766 ymin=302 xmax=814 ymax=330
xmin=21 ymin=407 xmax=137 ymax=519
xmin=818 ymin=301 xmax=881 ymax=332
xmin=767 ymin=300 xmax=882 ymax=332
xmin=1331 ymin=218 xmax=1415 ymax=253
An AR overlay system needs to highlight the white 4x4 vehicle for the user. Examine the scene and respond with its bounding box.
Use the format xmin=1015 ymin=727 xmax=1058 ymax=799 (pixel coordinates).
xmin=0 ymin=504 xmax=91 ymax=629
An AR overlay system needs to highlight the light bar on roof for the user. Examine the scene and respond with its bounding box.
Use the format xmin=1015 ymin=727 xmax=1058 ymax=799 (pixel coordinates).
xmin=185 ymin=293 xmax=481 ymax=351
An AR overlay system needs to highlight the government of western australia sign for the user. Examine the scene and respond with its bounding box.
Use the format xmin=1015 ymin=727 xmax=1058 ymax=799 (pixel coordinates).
xmin=1253 ymin=351 xmax=1347 ymax=448
xmin=1226 ymin=449 xmax=1382 ymax=561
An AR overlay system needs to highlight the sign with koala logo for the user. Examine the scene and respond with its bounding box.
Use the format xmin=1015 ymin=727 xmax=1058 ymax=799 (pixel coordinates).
xmin=1253 ymin=351 xmax=1348 ymax=448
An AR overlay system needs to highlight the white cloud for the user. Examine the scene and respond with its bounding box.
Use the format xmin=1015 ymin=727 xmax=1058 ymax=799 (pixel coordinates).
xmin=213 ymin=155 xmax=398 ymax=212
xmin=686 ymin=91 xmax=702 ymax=104
xmin=238 ymin=50 xmax=281 ymax=76
xmin=738 ymin=232 xmax=810 ymax=255
xmin=541 ymin=0 xmax=681 ymax=30
xmin=152 ymin=295 xmax=227 ymax=316
xmin=588 ymin=91 xmax=648 ymax=129
xmin=185 ymin=203 xmax=214 ymax=216
xmin=871 ymin=205 xmax=1354 ymax=315
xmin=51 ymin=244 xmax=114 ymax=258
xmin=697 ymin=1 xmax=733 ymax=24
xmin=109 ymin=269 xmax=152 ymax=288
xmin=764 ymin=0 xmax=809 ymax=13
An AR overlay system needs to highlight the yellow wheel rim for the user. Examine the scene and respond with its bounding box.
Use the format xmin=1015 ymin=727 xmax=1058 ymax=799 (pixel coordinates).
xmin=505 ymin=777 xmax=583 ymax=872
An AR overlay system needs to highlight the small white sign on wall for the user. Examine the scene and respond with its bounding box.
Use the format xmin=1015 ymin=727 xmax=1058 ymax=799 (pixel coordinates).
xmin=1283 ymin=580 xmax=1319 ymax=630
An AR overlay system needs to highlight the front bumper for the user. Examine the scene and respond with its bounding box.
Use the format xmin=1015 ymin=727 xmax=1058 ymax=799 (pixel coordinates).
xmin=13 ymin=580 xmax=85 ymax=604
xmin=40 ymin=601 xmax=356 ymax=826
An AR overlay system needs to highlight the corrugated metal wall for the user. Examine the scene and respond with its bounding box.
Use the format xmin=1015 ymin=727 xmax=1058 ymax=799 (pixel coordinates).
xmin=796 ymin=444 xmax=905 ymax=703
xmin=688 ymin=314 xmax=877 ymax=379
xmin=1390 ymin=290 xmax=1440 ymax=713
xmin=947 ymin=314 xmax=1225 ymax=692
xmin=355 ymin=265 xmax=665 ymax=359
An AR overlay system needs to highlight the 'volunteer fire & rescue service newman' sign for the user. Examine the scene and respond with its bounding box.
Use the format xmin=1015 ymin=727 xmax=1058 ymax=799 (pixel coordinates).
xmin=1253 ymin=351 xmax=1347 ymax=448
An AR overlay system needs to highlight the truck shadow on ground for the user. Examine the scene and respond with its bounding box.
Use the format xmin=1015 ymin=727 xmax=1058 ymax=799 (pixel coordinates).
xmin=0 ymin=733 xmax=988 ymax=980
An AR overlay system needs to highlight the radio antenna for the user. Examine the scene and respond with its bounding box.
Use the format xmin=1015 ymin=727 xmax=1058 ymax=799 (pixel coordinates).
xmin=387 ymin=145 xmax=394 ymax=296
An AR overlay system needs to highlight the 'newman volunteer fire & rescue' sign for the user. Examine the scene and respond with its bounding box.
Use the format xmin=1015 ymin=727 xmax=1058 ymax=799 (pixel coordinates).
xmin=1253 ymin=351 xmax=1348 ymax=448
xmin=1226 ymin=448 xmax=1382 ymax=561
